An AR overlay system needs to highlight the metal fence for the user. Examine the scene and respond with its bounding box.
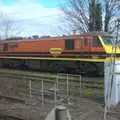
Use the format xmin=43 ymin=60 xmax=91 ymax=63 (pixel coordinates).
xmin=26 ymin=73 xmax=82 ymax=107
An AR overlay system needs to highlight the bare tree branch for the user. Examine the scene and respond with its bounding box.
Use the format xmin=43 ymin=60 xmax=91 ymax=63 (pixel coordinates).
xmin=104 ymin=0 xmax=120 ymax=32
xmin=0 ymin=13 xmax=22 ymax=40
xmin=61 ymin=0 xmax=120 ymax=33
xmin=61 ymin=0 xmax=89 ymax=32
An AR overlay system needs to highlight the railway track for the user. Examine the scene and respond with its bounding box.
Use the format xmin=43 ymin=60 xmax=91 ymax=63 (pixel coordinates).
xmin=0 ymin=68 xmax=104 ymax=87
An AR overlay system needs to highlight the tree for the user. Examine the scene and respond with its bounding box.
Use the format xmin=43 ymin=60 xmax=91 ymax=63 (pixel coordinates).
xmin=61 ymin=0 xmax=120 ymax=33
xmin=0 ymin=13 xmax=21 ymax=40
xmin=89 ymin=0 xmax=102 ymax=31
xmin=61 ymin=0 xmax=89 ymax=32
xmin=104 ymin=0 xmax=120 ymax=32
xmin=95 ymin=3 xmax=102 ymax=31
xmin=32 ymin=35 xmax=39 ymax=39
xmin=89 ymin=0 xmax=96 ymax=31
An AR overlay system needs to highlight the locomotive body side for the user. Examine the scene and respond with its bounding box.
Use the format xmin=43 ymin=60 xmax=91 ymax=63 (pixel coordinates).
xmin=0 ymin=32 xmax=118 ymax=75
xmin=0 ymin=35 xmax=107 ymax=60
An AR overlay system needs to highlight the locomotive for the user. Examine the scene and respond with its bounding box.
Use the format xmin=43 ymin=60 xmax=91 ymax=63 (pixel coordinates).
xmin=0 ymin=31 xmax=119 ymax=75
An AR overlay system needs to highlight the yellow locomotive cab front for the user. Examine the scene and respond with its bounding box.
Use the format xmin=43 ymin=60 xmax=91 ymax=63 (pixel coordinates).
xmin=98 ymin=35 xmax=120 ymax=54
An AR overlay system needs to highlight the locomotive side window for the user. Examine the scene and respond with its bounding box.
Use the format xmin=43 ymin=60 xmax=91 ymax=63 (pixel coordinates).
xmin=3 ymin=43 xmax=8 ymax=51
xmin=92 ymin=37 xmax=102 ymax=47
xmin=84 ymin=38 xmax=88 ymax=46
xmin=65 ymin=39 xmax=74 ymax=50
xmin=9 ymin=43 xmax=18 ymax=48
xmin=0 ymin=44 xmax=3 ymax=51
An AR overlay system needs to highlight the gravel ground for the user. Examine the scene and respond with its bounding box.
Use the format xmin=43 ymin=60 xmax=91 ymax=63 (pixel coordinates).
xmin=0 ymin=97 xmax=110 ymax=120
xmin=0 ymin=92 xmax=119 ymax=120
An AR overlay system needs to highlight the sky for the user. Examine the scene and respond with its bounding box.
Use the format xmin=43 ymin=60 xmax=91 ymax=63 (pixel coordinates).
xmin=0 ymin=0 xmax=68 ymax=37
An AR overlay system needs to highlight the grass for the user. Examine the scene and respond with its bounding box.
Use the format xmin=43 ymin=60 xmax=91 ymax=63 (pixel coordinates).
xmin=0 ymin=68 xmax=104 ymax=98
xmin=82 ymin=88 xmax=104 ymax=96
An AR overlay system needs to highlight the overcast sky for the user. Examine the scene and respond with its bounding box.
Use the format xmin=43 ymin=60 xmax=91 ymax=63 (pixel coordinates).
xmin=0 ymin=0 xmax=68 ymax=37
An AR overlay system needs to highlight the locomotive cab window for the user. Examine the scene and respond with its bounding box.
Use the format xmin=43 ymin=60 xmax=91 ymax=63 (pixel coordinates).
xmin=92 ymin=37 xmax=102 ymax=47
xmin=103 ymin=37 xmax=113 ymax=45
xmin=65 ymin=39 xmax=74 ymax=50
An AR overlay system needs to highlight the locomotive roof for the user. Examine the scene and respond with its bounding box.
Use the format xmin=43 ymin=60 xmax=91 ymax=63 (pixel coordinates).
xmin=79 ymin=31 xmax=112 ymax=37
xmin=0 ymin=32 xmax=112 ymax=43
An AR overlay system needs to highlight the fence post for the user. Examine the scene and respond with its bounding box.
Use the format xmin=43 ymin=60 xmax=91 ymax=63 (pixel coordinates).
xmin=79 ymin=75 xmax=82 ymax=97
xmin=29 ymin=80 xmax=32 ymax=98
xmin=41 ymin=79 xmax=44 ymax=107
xmin=56 ymin=74 xmax=59 ymax=90
xmin=66 ymin=74 xmax=70 ymax=104
xmin=25 ymin=79 xmax=27 ymax=104
xmin=54 ymin=81 xmax=57 ymax=107
xmin=67 ymin=74 xmax=69 ymax=97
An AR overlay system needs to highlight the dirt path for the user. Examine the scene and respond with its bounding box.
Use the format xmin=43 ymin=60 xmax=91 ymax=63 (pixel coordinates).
xmin=0 ymin=97 xmax=105 ymax=120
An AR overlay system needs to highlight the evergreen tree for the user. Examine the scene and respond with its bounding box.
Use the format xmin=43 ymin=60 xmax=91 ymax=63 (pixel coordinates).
xmin=89 ymin=0 xmax=96 ymax=31
xmin=95 ymin=3 xmax=102 ymax=31
xmin=89 ymin=0 xmax=102 ymax=31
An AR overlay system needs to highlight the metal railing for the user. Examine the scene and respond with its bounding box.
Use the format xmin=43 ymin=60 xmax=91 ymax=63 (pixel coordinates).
xmin=27 ymin=73 xmax=82 ymax=107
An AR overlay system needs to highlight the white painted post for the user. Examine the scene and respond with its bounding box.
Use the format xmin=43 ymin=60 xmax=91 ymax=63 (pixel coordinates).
xmin=66 ymin=74 xmax=68 ymax=97
xmin=66 ymin=74 xmax=70 ymax=103
xmin=29 ymin=80 xmax=32 ymax=98
xmin=41 ymin=79 xmax=44 ymax=107
xmin=25 ymin=79 xmax=27 ymax=104
xmin=56 ymin=73 xmax=59 ymax=90
xmin=54 ymin=82 xmax=57 ymax=107
xmin=79 ymin=75 xmax=82 ymax=97
xmin=25 ymin=80 xmax=27 ymax=97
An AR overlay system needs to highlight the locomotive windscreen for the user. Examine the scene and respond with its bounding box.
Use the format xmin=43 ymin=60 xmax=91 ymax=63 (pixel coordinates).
xmin=103 ymin=37 xmax=113 ymax=45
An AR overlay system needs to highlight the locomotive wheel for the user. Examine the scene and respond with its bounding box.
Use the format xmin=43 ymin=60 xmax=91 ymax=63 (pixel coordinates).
xmin=77 ymin=62 xmax=99 ymax=76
